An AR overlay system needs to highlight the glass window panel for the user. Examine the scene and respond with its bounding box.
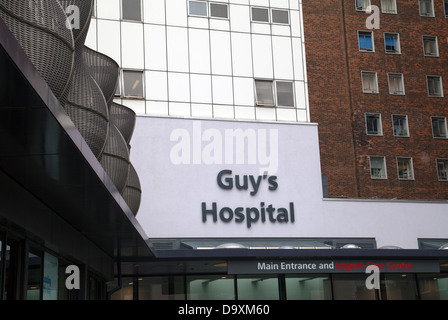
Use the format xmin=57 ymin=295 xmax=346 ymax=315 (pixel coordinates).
xmin=26 ymin=251 xmax=42 ymax=300
xmin=384 ymin=274 xmax=418 ymax=300
xmin=272 ymin=10 xmax=289 ymax=24
xmin=418 ymin=274 xmax=448 ymax=300
xmin=420 ymin=0 xmax=434 ymax=16
xmin=187 ymin=275 xmax=235 ymax=300
xmin=356 ymin=0 xmax=371 ymax=11
xmin=381 ymin=0 xmax=397 ymax=13
xmin=332 ymin=274 xmax=377 ymax=300
xmin=385 ymin=34 xmax=399 ymax=53
xmin=445 ymin=0 xmax=448 ymax=17
xmin=252 ymin=7 xmax=269 ymax=22
xmin=237 ymin=275 xmax=279 ymax=300
xmin=189 ymin=1 xmax=208 ymax=16
xmin=139 ymin=276 xmax=185 ymax=300
xmin=123 ymin=70 xmax=144 ymax=98
xmin=276 ymin=81 xmax=294 ymax=107
xmin=392 ymin=115 xmax=408 ymax=136
xmin=370 ymin=156 xmax=387 ymax=179
xmin=285 ymin=275 xmax=332 ymax=300
xmin=397 ymin=157 xmax=414 ymax=180
xmin=437 ymin=159 xmax=448 ymax=181
xmin=210 ymin=3 xmax=228 ymax=19
xmin=122 ymin=0 xmax=142 ymax=21
xmin=388 ymin=73 xmax=404 ymax=94
xmin=427 ymin=76 xmax=443 ymax=96
xmin=366 ymin=113 xmax=382 ymax=135
xmin=359 ymin=32 xmax=373 ymax=51
xmin=110 ymin=277 xmax=134 ymax=300
xmin=423 ymin=36 xmax=438 ymax=56
xmin=432 ymin=117 xmax=447 ymax=138
xmin=255 ymin=80 xmax=274 ymax=106
xmin=43 ymin=253 xmax=58 ymax=300
xmin=362 ymin=71 xmax=377 ymax=93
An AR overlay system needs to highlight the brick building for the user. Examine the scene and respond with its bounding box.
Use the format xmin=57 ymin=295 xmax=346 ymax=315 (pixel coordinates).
xmin=303 ymin=0 xmax=448 ymax=200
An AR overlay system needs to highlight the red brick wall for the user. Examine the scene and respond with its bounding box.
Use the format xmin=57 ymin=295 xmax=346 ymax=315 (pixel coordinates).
xmin=303 ymin=0 xmax=448 ymax=199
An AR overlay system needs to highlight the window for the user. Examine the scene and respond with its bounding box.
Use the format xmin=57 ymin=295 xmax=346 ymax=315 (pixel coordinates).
xmin=419 ymin=0 xmax=434 ymax=17
xmin=123 ymin=70 xmax=144 ymax=99
xmin=251 ymin=7 xmax=270 ymax=22
xmin=361 ymin=71 xmax=378 ymax=93
xmin=397 ymin=157 xmax=414 ymax=180
xmin=276 ymin=81 xmax=294 ymax=107
xmin=358 ymin=31 xmax=374 ymax=52
xmin=189 ymin=1 xmax=208 ymax=17
xmin=254 ymin=80 xmax=295 ymax=107
xmin=423 ymin=36 xmax=438 ymax=57
xmin=445 ymin=0 xmax=448 ymax=18
xmin=427 ymin=75 xmax=443 ymax=97
xmin=271 ymin=9 xmax=290 ymax=24
xmin=437 ymin=159 xmax=448 ymax=181
xmin=384 ymin=33 xmax=400 ymax=54
xmin=356 ymin=0 xmax=371 ymax=11
xmin=381 ymin=0 xmax=397 ymax=13
xmin=210 ymin=3 xmax=228 ymax=19
xmin=392 ymin=114 xmax=409 ymax=137
xmin=370 ymin=156 xmax=387 ymax=179
xmin=431 ymin=116 xmax=447 ymax=138
xmin=388 ymin=73 xmax=405 ymax=95
xmin=366 ymin=113 xmax=383 ymax=135
xmin=122 ymin=0 xmax=142 ymax=21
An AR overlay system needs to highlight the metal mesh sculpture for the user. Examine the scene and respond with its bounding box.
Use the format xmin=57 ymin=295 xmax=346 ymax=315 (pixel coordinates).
xmin=0 ymin=0 xmax=75 ymax=100
xmin=121 ymin=164 xmax=142 ymax=216
xmin=59 ymin=0 xmax=110 ymax=159
xmin=0 ymin=0 xmax=142 ymax=216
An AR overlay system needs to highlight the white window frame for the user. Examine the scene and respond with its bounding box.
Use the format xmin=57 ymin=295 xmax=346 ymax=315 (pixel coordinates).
xmin=251 ymin=6 xmax=270 ymax=23
xmin=392 ymin=114 xmax=409 ymax=137
xmin=381 ymin=0 xmax=397 ymax=14
xmin=254 ymin=79 xmax=295 ymax=107
xmin=423 ymin=36 xmax=439 ymax=57
xmin=188 ymin=0 xmax=209 ymax=17
xmin=419 ymin=0 xmax=435 ymax=17
xmin=436 ymin=158 xmax=448 ymax=181
xmin=122 ymin=69 xmax=145 ymax=99
xmin=271 ymin=9 xmax=290 ymax=25
xmin=209 ymin=2 xmax=229 ymax=19
xmin=431 ymin=116 xmax=448 ymax=139
xmin=369 ymin=156 xmax=388 ymax=179
xmin=396 ymin=157 xmax=414 ymax=180
xmin=358 ymin=30 xmax=375 ymax=52
xmin=121 ymin=0 xmax=142 ymax=21
xmin=388 ymin=73 xmax=405 ymax=95
xmin=356 ymin=0 xmax=371 ymax=11
xmin=427 ymin=75 xmax=444 ymax=97
xmin=384 ymin=32 xmax=401 ymax=54
xmin=361 ymin=71 xmax=378 ymax=93
xmin=365 ymin=113 xmax=383 ymax=136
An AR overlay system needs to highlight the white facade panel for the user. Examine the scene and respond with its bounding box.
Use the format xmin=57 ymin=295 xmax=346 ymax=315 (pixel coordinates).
xmin=144 ymin=25 xmax=167 ymax=71
xmin=168 ymin=72 xmax=190 ymax=102
xmin=188 ymin=28 xmax=211 ymax=74
xmin=166 ymin=27 xmax=189 ymax=72
xmin=272 ymin=36 xmax=294 ymax=80
xmin=251 ymin=34 xmax=273 ymax=79
xmin=146 ymin=71 xmax=168 ymax=101
xmin=231 ymin=32 xmax=253 ymax=77
xmin=96 ymin=0 xmax=120 ymax=20
xmin=190 ymin=74 xmax=212 ymax=104
xmin=143 ymin=0 xmax=166 ymax=24
xmin=121 ymin=22 xmax=145 ymax=69
xmin=97 ymin=19 xmax=121 ymax=64
xmin=210 ymin=31 xmax=232 ymax=76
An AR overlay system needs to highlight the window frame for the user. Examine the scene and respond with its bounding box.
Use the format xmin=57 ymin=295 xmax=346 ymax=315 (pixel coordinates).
xmin=188 ymin=0 xmax=209 ymax=17
xmin=361 ymin=71 xmax=379 ymax=94
xmin=251 ymin=6 xmax=270 ymax=23
xmin=388 ymin=73 xmax=405 ymax=95
xmin=392 ymin=114 xmax=409 ymax=137
xmin=271 ymin=9 xmax=290 ymax=25
xmin=427 ymin=75 xmax=444 ymax=97
xmin=122 ymin=69 xmax=145 ymax=99
xmin=369 ymin=156 xmax=388 ymax=179
xmin=209 ymin=2 xmax=229 ymax=19
xmin=396 ymin=157 xmax=414 ymax=180
xmin=121 ymin=0 xmax=142 ymax=22
xmin=254 ymin=79 xmax=295 ymax=108
xmin=419 ymin=0 xmax=435 ymax=17
xmin=358 ymin=30 xmax=375 ymax=52
xmin=422 ymin=35 xmax=439 ymax=57
xmin=384 ymin=32 xmax=401 ymax=54
xmin=431 ymin=116 xmax=448 ymax=139
xmin=365 ymin=113 xmax=383 ymax=136
xmin=436 ymin=158 xmax=448 ymax=181
xmin=356 ymin=0 xmax=371 ymax=12
xmin=381 ymin=0 xmax=397 ymax=14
